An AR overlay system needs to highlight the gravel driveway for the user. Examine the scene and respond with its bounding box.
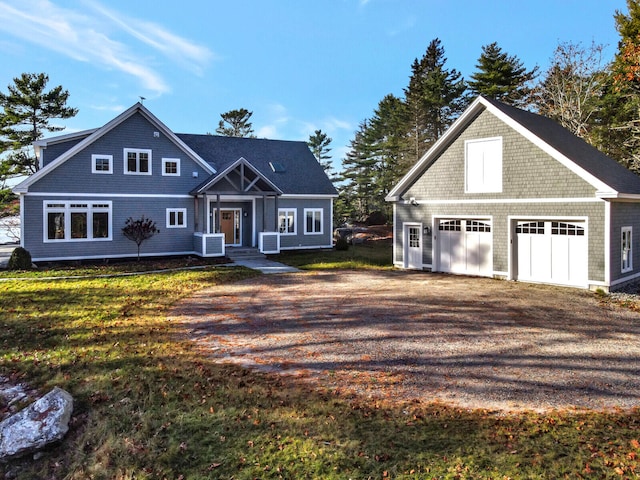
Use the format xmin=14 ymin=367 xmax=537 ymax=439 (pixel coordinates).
xmin=170 ymin=270 xmax=640 ymax=412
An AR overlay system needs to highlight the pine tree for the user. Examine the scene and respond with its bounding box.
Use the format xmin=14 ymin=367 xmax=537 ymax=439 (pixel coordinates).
xmin=469 ymin=42 xmax=538 ymax=108
xmin=404 ymin=38 xmax=468 ymax=163
xmin=607 ymin=0 xmax=640 ymax=171
xmin=307 ymin=129 xmax=334 ymax=177
xmin=0 ymin=73 xmax=78 ymax=176
xmin=215 ymin=108 xmax=256 ymax=137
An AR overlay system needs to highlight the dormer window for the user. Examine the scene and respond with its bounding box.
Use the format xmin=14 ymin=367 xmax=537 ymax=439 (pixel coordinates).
xmin=124 ymin=148 xmax=152 ymax=175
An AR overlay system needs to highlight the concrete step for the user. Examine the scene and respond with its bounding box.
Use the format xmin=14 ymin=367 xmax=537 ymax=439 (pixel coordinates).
xmin=226 ymin=247 xmax=266 ymax=261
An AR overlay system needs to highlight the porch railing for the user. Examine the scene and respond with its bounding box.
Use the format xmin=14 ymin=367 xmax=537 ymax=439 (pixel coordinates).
xmin=259 ymin=232 xmax=280 ymax=254
xmin=194 ymin=233 xmax=225 ymax=257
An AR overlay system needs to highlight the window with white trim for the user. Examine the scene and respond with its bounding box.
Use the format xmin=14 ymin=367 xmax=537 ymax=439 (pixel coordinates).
xmin=162 ymin=158 xmax=180 ymax=176
xmin=124 ymin=148 xmax=152 ymax=175
xmin=44 ymin=201 xmax=111 ymax=242
xmin=278 ymin=208 xmax=296 ymax=235
xmin=92 ymin=154 xmax=113 ymax=174
xmin=465 ymin=137 xmax=502 ymax=193
xmin=166 ymin=208 xmax=187 ymax=228
xmin=622 ymin=226 xmax=633 ymax=273
xmin=304 ymin=208 xmax=323 ymax=235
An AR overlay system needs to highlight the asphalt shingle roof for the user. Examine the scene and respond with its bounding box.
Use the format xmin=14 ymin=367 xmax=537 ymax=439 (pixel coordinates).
xmin=177 ymin=134 xmax=337 ymax=195
xmin=482 ymin=96 xmax=640 ymax=195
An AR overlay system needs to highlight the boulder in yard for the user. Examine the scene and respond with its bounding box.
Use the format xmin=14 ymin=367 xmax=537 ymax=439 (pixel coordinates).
xmin=0 ymin=387 xmax=73 ymax=461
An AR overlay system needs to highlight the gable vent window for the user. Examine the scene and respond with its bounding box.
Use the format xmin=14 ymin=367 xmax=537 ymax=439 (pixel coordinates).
xmin=124 ymin=148 xmax=152 ymax=175
xmin=465 ymin=137 xmax=502 ymax=193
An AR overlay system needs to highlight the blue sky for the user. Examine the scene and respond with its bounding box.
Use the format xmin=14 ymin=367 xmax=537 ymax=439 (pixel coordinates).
xmin=0 ymin=0 xmax=630 ymax=169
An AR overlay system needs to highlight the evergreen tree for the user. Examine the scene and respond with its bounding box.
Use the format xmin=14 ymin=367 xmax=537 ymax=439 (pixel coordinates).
xmin=307 ymin=129 xmax=334 ymax=177
xmin=216 ymin=108 xmax=256 ymax=137
xmin=469 ymin=42 xmax=538 ymax=108
xmin=607 ymin=0 xmax=640 ymax=171
xmin=0 ymin=73 xmax=78 ymax=176
xmin=404 ymin=38 xmax=468 ymax=164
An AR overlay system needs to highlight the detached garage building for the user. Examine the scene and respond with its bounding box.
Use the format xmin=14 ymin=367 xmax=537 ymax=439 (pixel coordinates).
xmin=386 ymin=95 xmax=640 ymax=291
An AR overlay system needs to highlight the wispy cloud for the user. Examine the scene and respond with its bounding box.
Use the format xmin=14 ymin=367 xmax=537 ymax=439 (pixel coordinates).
xmin=0 ymin=0 xmax=214 ymax=94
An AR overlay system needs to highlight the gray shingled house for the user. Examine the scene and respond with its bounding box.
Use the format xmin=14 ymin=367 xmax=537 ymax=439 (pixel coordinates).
xmin=13 ymin=103 xmax=337 ymax=262
xmin=386 ymin=95 xmax=640 ymax=291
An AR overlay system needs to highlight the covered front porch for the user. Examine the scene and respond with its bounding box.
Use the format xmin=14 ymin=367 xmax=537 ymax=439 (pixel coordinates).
xmin=190 ymin=157 xmax=283 ymax=256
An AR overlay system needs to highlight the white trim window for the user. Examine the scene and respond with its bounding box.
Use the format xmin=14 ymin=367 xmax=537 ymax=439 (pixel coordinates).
xmin=622 ymin=226 xmax=633 ymax=273
xmin=278 ymin=208 xmax=297 ymax=235
xmin=124 ymin=148 xmax=152 ymax=175
xmin=304 ymin=208 xmax=323 ymax=235
xmin=44 ymin=201 xmax=112 ymax=242
xmin=91 ymin=154 xmax=113 ymax=174
xmin=166 ymin=208 xmax=187 ymax=228
xmin=162 ymin=158 xmax=180 ymax=176
xmin=465 ymin=137 xmax=502 ymax=193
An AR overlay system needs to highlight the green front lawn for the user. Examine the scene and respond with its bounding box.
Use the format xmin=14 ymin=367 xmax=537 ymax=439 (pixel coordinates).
xmin=271 ymin=240 xmax=393 ymax=270
xmin=1 ymin=264 xmax=639 ymax=479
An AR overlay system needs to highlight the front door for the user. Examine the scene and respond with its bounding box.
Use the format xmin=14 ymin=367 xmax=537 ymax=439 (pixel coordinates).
xmin=219 ymin=209 xmax=241 ymax=246
xmin=404 ymin=223 xmax=423 ymax=269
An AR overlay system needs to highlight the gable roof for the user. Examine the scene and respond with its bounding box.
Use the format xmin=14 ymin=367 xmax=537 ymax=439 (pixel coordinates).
xmin=14 ymin=103 xmax=214 ymax=193
xmin=177 ymin=134 xmax=337 ymax=196
xmin=191 ymin=157 xmax=283 ymax=195
xmin=387 ymin=96 xmax=640 ymax=201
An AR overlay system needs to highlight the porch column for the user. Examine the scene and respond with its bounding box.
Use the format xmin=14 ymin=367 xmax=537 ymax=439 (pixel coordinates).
xmin=215 ymin=194 xmax=221 ymax=233
xmin=274 ymin=195 xmax=279 ymax=232
xmin=203 ymin=193 xmax=208 ymax=233
xmin=262 ymin=194 xmax=266 ymax=232
xmin=194 ymin=196 xmax=199 ymax=232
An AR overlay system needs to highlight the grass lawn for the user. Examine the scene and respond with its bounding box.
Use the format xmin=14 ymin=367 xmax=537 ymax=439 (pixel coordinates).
xmin=1 ymin=262 xmax=640 ymax=479
xmin=271 ymin=240 xmax=393 ymax=270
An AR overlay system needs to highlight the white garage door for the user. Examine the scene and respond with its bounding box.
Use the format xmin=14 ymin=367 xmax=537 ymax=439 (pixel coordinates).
xmin=516 ymin=221 xmax=587 ymax=287
xmin=437 ymin=219 xmax=492 ymax=276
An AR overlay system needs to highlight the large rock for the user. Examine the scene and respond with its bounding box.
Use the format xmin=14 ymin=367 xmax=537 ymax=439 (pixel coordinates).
xmin=0 ymin=387 xmax=73 ymax=461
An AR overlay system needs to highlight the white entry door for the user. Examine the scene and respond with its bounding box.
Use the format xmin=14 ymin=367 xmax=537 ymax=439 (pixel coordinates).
xmin=516 ymin=220 xmax=587 ymax=287
xmin=436 ymin=219 xmax=492 ymax=277
xmin=403 ymin=223 xmax=423 ymax=269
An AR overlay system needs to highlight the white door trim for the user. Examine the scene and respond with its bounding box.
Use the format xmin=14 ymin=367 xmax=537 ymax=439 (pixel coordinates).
xmin=403 ymin=222 xmax=423 ymax=269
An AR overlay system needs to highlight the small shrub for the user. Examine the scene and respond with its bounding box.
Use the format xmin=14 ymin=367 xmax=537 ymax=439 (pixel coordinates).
xmin=335 ymin=236 xmax=349 ymax=251
xmin=8 ymin=247 xmax=32 ymax=270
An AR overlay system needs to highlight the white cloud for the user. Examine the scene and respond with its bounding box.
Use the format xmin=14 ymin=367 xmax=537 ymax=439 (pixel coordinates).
xmin=256 ymin=125 xmax=278 ymax=138
xmin=0 ymin=0 xmax=214 ymax=94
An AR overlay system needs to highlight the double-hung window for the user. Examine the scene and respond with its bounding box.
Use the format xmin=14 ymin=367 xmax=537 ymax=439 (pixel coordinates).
xmin=44 ymin=201 xmax=111 ymax=242
xmin=162 ymin=158 xmax=180 ymax=176
xmin=622 ymin=226 xmax=633 ymax=273
xmin=92 ymin=154 xmax=113 ymax=174
xmin=304 ymin=208 xmax=323 ymax=235
xmin=166 ymin=208 xmax=187 ymax=228
xmin=124 ymin=148 xmax=152 ymax=175
xmin=278 ymin=208 xmax=296 ymax=235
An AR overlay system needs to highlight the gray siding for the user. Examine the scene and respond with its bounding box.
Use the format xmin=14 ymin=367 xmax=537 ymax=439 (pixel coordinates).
xmin=395 ymin=200 xmax=606 ymax=283
xmin=23 ymin=195 xmax=195 ymax=261
xmin=404 ymin=109 xmax=597 ymax=201
xmin=263 ymin=197 xmax=333 ymax=249
xmin=29 ymin=112 xmax=210 ymax=195
xmin=609 ymin=202 xmax=640 ymax=284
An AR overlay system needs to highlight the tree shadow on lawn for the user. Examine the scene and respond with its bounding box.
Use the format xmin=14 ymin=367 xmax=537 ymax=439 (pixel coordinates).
xmin=176 ymin=270 xmax=640 ymax=412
